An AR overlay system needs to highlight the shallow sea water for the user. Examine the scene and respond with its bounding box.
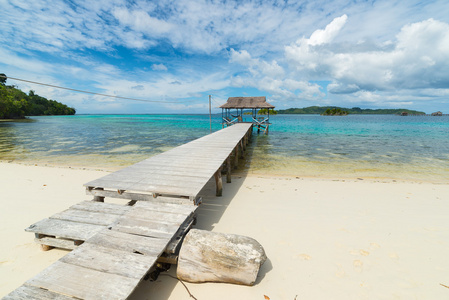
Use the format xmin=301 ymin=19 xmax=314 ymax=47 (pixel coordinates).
xmin=0 ymin=114 xmax=448 ymax=182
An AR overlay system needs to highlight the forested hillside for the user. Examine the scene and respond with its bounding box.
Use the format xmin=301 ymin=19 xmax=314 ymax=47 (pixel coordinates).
xmin=0 ymin=74 xmax=76 ymax=119
xmin=278 ymin=106 xmax=425 ymax=115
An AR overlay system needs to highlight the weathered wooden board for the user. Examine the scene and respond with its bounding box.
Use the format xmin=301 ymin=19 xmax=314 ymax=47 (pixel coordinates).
xmin=121 ymin=208 xmax=192 ymax=223
xmin=2 ymin=284 xmax=76 ymax=300
xmin=26 ymin=261 xmax=138 ymax=300
xmin=112 ymin=218 xmax=179 ymax=239
xmin=85 ymin=189 xmax=196 ymax=204
xmin=85 ymin=229 xmax=168 ymax=256
xmin=136 ymin=175 xmax=213 ymax=187
xmin=25 ymin=219 xmax=104 ymax=241
xmin=87 ymin=180 xmax=203 ymax=196
xmin=34 ymin=237 xmax=78 ymax=250
xmin=50 ymin=209 xmax=120 ymax=226
xmin=98 ymin=167 xmax=214 ymax=178
xmin=60 ymin=244 xmax=157 ymax=279
xmin=134 ymin=200 xmax=197 ymax=214
xmin=69 ymin=201 xmax=132 ymax=215
xmin=121 ymin=184 xmax=200 ymax=198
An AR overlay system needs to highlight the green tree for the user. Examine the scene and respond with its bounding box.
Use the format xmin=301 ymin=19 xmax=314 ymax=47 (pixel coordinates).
xmin=0 ymin=73 xmax=6 ymax=85
xmin=0 ymin=84 xmax=76 ymax=119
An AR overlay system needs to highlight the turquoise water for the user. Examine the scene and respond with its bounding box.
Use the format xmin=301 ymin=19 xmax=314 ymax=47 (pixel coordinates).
xmin=0 ymin=114 xmax=448 ymax=182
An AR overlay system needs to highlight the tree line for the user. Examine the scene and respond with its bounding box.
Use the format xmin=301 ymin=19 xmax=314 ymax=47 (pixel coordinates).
xmin=0 ymin=74 xmax=76 ymax=119
xmin=278 ymin=106 xmax=425 ymax=115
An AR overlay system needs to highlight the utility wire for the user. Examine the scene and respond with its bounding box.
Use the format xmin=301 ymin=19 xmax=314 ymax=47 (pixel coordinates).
xmin=0 ymin=74 xmax=186 ymax=104
xmin=210 ymin=95 xmax=223 ymax=108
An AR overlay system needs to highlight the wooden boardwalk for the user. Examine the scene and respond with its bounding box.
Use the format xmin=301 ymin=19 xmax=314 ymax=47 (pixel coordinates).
xmin=85 ymin=123 xmax=253 ymax=203
xmin=3 ymin=123 xmax=253 ymax=300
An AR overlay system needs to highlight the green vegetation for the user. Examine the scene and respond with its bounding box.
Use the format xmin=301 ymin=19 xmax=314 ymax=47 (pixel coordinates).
xmin=0 ymin=74 xmax=76 ymax=119
xmin=243 ymin=109 xmax=277 ymax=115
xmin=258 ymin=108 xmax=277 ymax=115
xmin=278 ymin=106 xmax=425 ymax=115
xmin=322 ymin=108 xmax=348 ymax=116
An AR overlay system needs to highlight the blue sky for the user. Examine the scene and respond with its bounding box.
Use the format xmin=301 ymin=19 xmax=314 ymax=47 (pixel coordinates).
xmin=1 ymin=0 xmax=448 ymax=114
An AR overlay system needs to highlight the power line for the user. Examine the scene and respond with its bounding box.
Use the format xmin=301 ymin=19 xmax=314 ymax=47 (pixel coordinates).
xmin=0 ymin=74 xmax=185 ymax=104
xmin=210 ymin=95 xmax=224 ymax=108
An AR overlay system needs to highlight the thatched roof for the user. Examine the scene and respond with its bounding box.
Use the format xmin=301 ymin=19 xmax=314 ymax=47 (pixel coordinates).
xmin=219 ymin=96 xmax=275 ymax=109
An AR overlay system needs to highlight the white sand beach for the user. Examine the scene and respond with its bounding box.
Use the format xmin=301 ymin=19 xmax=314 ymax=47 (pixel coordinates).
xmin=1 ymin=162 xmax=449 ymax=299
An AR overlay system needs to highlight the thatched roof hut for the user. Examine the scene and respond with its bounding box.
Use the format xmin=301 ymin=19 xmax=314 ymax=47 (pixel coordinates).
xmin=220 ymin=97 xmax=275 ymax=133
xmin=431 ymin=111 xmax=443 ymax=116
xmin=219 ymin=97 xmax=275 ymax=109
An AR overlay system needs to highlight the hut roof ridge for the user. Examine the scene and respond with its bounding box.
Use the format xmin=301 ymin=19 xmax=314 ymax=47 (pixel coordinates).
xmin=219 ymin=96 xmax=275 ymax=109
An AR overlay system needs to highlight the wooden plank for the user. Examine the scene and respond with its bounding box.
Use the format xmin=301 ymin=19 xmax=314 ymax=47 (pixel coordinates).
xmin=2 ymin=284 xmax=76 ymax=300
xmin=136 ymin=175 xmax=213 ymax=186
xmin=34 ymin=237 xmax=78 ymax=250
xmin=60 ymin=244 xmax=158 ymax=279
xmin=69 ymin=201 xmax=132 ymax=215
xmin=134 ymin=200 xmax=197 ymax=214
xmin=123 ymin=183 xmax=200 ymax=198
xmin=112 ymin=218 xmax=179 ymax=239
xmin=50 ymin=209 xmax=121 ymax=226
xmin=86 ymin=229 xmax=168 ymax=256
xmin=95 ymin=167 xmax=213 ymax=178
xmin=165 ymin=216 xmax=196 ymax=254
xmin=121 ymin=208 xmax=192 ymax=223
xmin=25 ymin=219 xmax=104 ymax=241
xmin=85 ymin=189 xmax=195 ymax=204
xmin=121 ymin=158 xmax=223 ymax=168
xmin=26 ymin=261 xmax=138 ymax=300
xmin=87 ymin=179 xmax=204 ymax=196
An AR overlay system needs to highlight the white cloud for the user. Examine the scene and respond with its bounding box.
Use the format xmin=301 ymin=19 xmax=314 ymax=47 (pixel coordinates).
xmin=228 ymin=14 xmax=449 ymax=111
xmin=151 ymin=64 xmax=168 ymax=71
xmin=284 ymin=17 xmax=449 ymax=93
xmin=229 ymin=49 xmax=323 ymax=102
xmin=230 ymin=49 xmax=284 ymax=78
xmin=112 ymin=7 xmax=174 ymax=37
xmin=308 ymin=14 xmax=348 ymax=46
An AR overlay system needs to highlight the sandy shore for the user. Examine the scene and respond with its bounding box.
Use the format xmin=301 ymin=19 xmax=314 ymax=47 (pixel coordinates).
xmin=1 ymin=162 xmax=449 ymax=299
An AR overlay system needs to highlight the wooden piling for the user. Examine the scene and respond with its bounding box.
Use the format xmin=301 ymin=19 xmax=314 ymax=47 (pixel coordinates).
xmin=214 ymin=167 xmax=223 ymax=196
xmin=226 ymin=156 xmax=232 ymax=183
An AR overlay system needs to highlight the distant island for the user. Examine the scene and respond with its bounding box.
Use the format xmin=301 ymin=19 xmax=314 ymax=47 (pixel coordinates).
xmin=322 ymin=108 xmax=348 ymax=116
xmin=278 ymin=106 xmax=425 ymax=115
xmin=0 ymin=74 xmax=76 ymax=119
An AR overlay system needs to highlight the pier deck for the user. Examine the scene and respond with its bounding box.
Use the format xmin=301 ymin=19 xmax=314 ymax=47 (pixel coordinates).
xmin=3 ymin=123 xmax=253 ymax=300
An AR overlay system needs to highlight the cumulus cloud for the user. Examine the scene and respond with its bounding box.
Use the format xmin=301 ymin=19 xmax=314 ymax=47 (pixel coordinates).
xmin=230 ymin=49 xmax=284 ymax=78
xmin=308 ymin=14 xmax=348 ymax=46
xmin=229 ymin=49 xmax=324 ymax=102
xmin=151 ymin=64 xmax=168 ymax=71
xmin=228 ymin=14 xmax=449 ymax=109
xmin=285 ymin=17 xmax=449 ymax=93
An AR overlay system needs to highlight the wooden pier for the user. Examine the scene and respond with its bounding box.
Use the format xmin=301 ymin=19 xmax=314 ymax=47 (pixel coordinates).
xmin=3 ymin=123 xmax=253 ymax=300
